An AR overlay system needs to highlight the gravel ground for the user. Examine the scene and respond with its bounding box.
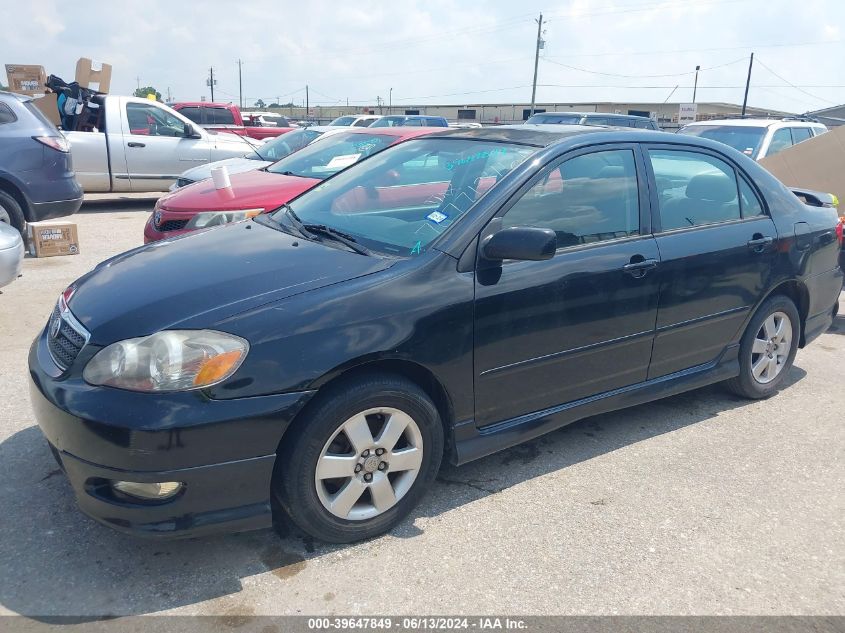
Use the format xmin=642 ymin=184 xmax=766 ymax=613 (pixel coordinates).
xmin=0 ymin=199 xmax=842 ymax=619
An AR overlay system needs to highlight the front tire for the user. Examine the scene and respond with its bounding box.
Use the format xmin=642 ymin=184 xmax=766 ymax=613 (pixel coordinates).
xmin=724 ymin=295 xmax=800 ymax=399
xmin=273 ymin=373 xmax=444 ymax=543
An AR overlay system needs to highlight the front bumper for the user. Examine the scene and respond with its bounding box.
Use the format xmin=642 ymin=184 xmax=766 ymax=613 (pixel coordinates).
xmin=0 ymin=239 xmax=24 ymax=288
xmin=143 ymin=213 xmax=194 ymax=243
xmin=29 ymin=334 xmax=315 ymax=538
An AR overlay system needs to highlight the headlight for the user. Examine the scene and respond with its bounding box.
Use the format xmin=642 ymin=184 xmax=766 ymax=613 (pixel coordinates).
xmin=185 ymin=209 xmax=264 ymax=230
xmin=83 ymin=330 xmax=249 ymax=392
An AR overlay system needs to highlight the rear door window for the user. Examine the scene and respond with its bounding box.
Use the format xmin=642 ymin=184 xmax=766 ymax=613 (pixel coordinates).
xmin=0 ymin=103 xmax=18 ymax=124
xmin=177 ymin=107 xmax=203 ymax=124
xmin=206 ymin=107 xmax=236 ymax=125
xmin=648 ymin=149 xmax=741 ymax=230
xmin=790 ymin=127 xmax=812 ymax=143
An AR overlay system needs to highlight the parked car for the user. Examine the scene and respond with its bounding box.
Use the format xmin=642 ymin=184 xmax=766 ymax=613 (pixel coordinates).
xmin=144 ymin=127 xmax=438 ymax=242
xmin=241 ymin=112 xmax=297 ymax=128
xmin=171 ymin=102 xmax=295 ymax=141
xmin=525 ymin=111 xmax=660 ymax=129
xmin=0 ymin=221 xmax=23 ymax=288
xmin=169 ymin=126 xmax=347 ymax=191
xmin=0 ymin=91 xmax=83 ymax=233
xmin=63 ymin=95 xmax=262 ymax=193
xmin=370 ymin=115 xmax=449 ymax=127
xmin=328 ymin=114 xmax=381 ymax=127
xmin=677 ymin=118 xmax=827 ymax=160
xmin=30 ymin=126 xmax=842 ymax=543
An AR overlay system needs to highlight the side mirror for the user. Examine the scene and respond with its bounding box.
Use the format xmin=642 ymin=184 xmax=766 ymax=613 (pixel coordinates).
xmin=481 ymin=226 xmax=557 ymax=262
xmin=184 ymin=124 xmax=201 ymax=139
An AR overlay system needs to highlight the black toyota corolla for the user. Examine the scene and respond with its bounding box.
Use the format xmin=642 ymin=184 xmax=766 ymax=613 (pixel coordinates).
xmin=29 ymin=126 xmax=842 ymax=543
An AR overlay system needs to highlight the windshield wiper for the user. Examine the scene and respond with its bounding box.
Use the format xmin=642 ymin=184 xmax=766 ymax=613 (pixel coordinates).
xmin=303 ymin=223 xmax=372 ymax=256
xmin=276 ymin=204 xmax=310 ymax=238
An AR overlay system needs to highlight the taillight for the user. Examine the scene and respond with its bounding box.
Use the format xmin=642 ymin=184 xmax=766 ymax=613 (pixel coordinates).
xmin=837 ymin=218 xmax=844 ymax=246
xmin=33 ymin=135 xmax=70 ymax=153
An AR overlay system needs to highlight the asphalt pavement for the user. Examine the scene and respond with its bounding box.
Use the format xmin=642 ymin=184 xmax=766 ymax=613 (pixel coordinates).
xmin=0 ymin=199 xmax=842 ymax=618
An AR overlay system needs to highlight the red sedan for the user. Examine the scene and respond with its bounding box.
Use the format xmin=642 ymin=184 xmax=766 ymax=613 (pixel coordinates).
xmin=144 ymin=127 xmax=441 ymax=243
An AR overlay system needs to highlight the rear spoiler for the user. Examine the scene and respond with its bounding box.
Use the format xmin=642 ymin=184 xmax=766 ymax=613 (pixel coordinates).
xmin=790 ymin=188 xmax=839 ymax=209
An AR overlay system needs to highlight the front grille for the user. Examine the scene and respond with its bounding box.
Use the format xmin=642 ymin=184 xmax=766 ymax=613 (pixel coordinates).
xmin=175 ymin=178 xmax=194 ymax=188
xmin=156 ymin=218 xmax=189 ymax=232
xmin=47 ymin=301 xmax=89 ymax=370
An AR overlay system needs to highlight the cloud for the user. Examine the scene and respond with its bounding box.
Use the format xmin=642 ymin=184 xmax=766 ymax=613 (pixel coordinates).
xmin=4 ymin=0 xmax=843 ymax=112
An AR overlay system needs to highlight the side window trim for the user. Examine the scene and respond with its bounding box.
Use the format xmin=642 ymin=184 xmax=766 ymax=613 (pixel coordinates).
xmin=484 ymin=142 xmax=649 ymax=255
xmin=641 ymin=142 xmax=769 ymax=233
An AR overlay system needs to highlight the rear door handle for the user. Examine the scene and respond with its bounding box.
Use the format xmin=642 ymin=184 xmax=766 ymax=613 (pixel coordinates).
xmin=127 ymin=142 xmax=146 ymax=148
xmin=622 ymin=258 xmax=658 ymax=278
xmin=747 ymin=235 xmax=774 ymax=252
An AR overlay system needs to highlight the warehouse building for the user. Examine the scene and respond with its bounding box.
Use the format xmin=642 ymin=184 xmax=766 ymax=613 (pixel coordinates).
xmin=269 ymin=101 xmax=792 ymax=129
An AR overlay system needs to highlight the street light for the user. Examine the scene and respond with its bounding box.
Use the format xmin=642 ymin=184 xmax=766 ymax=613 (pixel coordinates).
xmin=693 ymin=65 xmax=700 ymax=104
xmin=389 ymin=87 xmax=393 ymax=115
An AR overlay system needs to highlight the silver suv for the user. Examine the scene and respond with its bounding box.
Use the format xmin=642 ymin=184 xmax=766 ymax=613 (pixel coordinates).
xmin=678 ymin=118 xmax=827 ymax=161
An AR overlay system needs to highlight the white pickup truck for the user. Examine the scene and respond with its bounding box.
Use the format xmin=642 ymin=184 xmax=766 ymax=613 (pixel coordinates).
xmin=66 ymin=95 xmax=261 ymax=192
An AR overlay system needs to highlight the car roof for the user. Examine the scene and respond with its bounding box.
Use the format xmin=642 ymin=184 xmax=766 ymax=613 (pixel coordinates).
xmin=341 ymin=126 xmax=445 ymax=139
xmin=422 ymin=123 xmax=628 ymax=147
xmin=683 ymin=118 xmax=823 ymax=128
xmin=531 ymin=111 xmax=649 ymax=120
xmin=0 ymin=90 xmax=31 ymax=103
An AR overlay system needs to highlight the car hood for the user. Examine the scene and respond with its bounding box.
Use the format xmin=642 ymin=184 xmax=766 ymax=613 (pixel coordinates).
xmin=158 ymin=169 xmax=320 ymax=213
xmin=67 ymin=220 xmax=393 ymax=344
xmin=179 ymin=156 xmax=272 ymax=185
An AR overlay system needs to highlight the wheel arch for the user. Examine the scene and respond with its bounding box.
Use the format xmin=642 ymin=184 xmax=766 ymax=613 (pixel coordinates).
xmin=0 ymin=174 xmax=31 ymax=222
xmin=759 ymin=279 xmax=810 ymax=346
xmin=278 ymin=357 xmax=456 ymax=457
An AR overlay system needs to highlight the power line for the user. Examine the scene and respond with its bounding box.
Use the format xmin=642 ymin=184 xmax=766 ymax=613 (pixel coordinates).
xmin=543 ymin=39 xmax=844 ymax=60
xmin=540 ymin=56 xmax=748 ymax=79
xmin=753 ymin=57 xmax=837 ymax=106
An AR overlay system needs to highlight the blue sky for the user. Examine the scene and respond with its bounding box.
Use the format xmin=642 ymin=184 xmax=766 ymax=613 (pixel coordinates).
xmin=5 ymin=0 xmax=843 ymax=113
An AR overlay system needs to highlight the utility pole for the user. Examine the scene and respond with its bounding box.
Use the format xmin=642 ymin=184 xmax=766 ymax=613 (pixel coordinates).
xmin=389 ymin=87 xmax=393 ymax=114
xmin=305 ymin=84 xmax=309 ymax=120
xmin=377 ymin=95 xmax=383 ymax=114
xmin=741 ymin=53 xmax=754 ymax=117
xmin=208 ymin=67 xmax=216 ymax=102
xmin=238 ymin=59 xmax=243 ymax=109
xmin=529 ymin=13 xmax=544 ymax=117
xmin=166 ymin=87 xmax=172 ymax=103
xmin=692 ymin=65 xmax=700 ymax=103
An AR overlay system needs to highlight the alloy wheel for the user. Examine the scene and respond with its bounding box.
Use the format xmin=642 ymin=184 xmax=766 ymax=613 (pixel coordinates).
xmin=750 ymin=311 xmax=792 ymax=384
xmin=314 ymin=407 xmax=424 ymax=521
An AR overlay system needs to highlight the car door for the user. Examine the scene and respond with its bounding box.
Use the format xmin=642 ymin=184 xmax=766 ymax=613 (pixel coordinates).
xmin=473 ymin=144 xmax=661 ymax=427
xmin=122 ymin=101 xmax=211 ymax=191
xmin=644 ymin=145 xmax=778 ymax=378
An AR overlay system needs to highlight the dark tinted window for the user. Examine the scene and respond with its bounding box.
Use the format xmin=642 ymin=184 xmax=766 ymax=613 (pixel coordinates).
xmin=791 ymin=127 xmax=812 ymax=143
xmin=649 ymin=149 xmax=740 ymax=230
xmin=177 ymin=107 xmax=203 ymax=124
xmin=206 ymin=107 xmax=236 ymax=125
xmin=525 ymin=113 xmax=581 ymax=124
xmin=739 ymin=178 xmax=764 ymax=217
xmin=503 ymin=149 xmax=640 ymax=248
xmin=635 ymin=119 xmax=655 ymax=129
xmin=0 ymin=103 xmax=18 ymax=124
xmin=678 ymin=125 xmax=766 ymax=158
xmin=353 ymin=119 xmax=373 ymax=127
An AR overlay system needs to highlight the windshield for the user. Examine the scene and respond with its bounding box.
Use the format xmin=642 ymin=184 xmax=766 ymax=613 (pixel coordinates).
xmin=678 ymin=125 xmax=766 ymax=158
xmin=330 ymin=116 xmax=357 ymax=126
xmin=255 ymin=128 xmax=322 ymax=161
xmin=270 ymin=138 xmax=535 ymax=257
xmin=267 ymin=131 xmax=398 ymax=180
xmin=526 ymin=113 xmax=581 ymax=124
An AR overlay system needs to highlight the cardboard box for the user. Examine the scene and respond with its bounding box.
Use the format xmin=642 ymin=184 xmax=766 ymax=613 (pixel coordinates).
xmin=760 ymin=125 xmax=845 ymax=209
xmin=4 ymin=64 xmax=47 ymax=96
xmin=30 ymin=93 xmax=61 ymax=127
xmin=27 ymin=221 xmax=80 ymax=258
xmin=75 ymin=58 xmax=112 ymax=94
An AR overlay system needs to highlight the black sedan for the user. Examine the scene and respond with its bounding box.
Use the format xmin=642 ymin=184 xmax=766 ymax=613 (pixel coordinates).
xmin=29 ymin=125 xmax=842 ymax=543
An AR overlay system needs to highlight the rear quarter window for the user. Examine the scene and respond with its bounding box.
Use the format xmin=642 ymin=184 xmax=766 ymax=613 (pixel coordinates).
xmin=177 ymin=107 xmax=203 ymax=124
xmin=0 ymin=103 xmax=18 ymax=124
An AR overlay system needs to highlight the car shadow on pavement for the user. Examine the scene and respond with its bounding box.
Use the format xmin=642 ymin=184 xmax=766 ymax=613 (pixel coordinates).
xmin=0 ymin=369 xmax=806 ymax=620
xmin=826 ymin=312 xmax=845 ymax=335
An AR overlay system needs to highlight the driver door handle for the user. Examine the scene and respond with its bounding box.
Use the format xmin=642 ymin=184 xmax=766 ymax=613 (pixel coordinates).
xmin=747 ymin=235 xmax=774 ymax=252
xmin=127 ymin=142 xmax=146 ymax=148
xmin=622 ymin=258 xmax=658 ymax=278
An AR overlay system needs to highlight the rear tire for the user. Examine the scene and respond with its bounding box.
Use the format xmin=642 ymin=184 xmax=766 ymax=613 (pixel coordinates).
xmin=0 ymin=190 xmax=26 ymax=235
xmin=724 ymin=295 xmax=800 ymax=399
xmin=273 ymin=373 xmax=444 ymax=543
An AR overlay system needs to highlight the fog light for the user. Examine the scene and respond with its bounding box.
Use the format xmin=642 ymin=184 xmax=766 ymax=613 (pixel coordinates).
xmin=112 ymin=480 xmax=183 ymax=500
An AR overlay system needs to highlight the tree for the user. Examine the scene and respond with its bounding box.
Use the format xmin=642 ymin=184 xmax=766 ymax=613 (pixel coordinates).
xmin=254 ymin=98 xmax=266 ymax=109
xmin=133 ymin=86 xmax=162 ymax=101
